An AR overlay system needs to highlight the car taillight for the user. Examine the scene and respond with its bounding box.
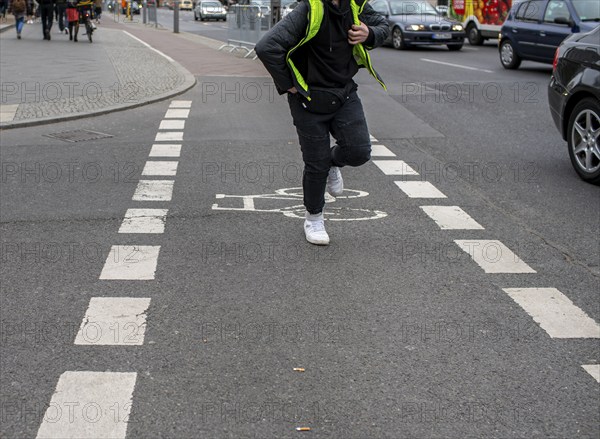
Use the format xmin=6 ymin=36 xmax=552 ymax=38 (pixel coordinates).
xmin=552 ymin=48 xmax=560 ymax=71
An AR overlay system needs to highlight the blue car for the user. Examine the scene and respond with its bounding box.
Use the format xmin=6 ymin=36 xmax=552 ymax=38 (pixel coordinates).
xmin=499 ymin=0 xmax=600 ymax=69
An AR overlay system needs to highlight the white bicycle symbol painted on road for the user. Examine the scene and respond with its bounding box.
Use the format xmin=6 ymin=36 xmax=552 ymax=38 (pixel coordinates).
xmin=212 ymin=187 xmax=387 ymax=221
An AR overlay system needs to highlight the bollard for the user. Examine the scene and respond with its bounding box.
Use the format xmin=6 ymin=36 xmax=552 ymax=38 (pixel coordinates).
xmin=154 ymin=0 xmax=158 ymax=28
xmin=174 ymin=0 xmax=179 ymax=33
xmin=143 ymin=0 xmax=147 ymax=23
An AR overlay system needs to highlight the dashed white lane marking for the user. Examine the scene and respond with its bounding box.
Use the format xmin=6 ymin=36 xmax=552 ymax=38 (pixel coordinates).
xmin=159 ymin=120 xmax=186 ymax=130
xmin=371 ymin=144 xmax=396 ymax=157
xmin=0 ymin=104 xmax=19 ymax=123
xmin=420 ymin=58 xmax=494 ymax=73
xmin=369 ymin=135 xmax=378 ymax=142
xmin=119 ymin=209 xmax=168 ymax=234
xmin=36 ymin=371 xmax=137 ymax=439
xmin=454 ymin=240 xmax=536 ymax=273
xmin=420 ymin=206 xmax=484 ymax=230
xmin=74 ymin=297 xmax=151 ymax=345
xmin=132 ymin=180 xmax=174 ymax=201
xmin=503 ymin=288 xmax=600 ymax=338
xmin=149 ymin=144 xmax=181 ymax=157
xmin=373 ymin=160 xmax=419 ymax=175
xmin=155 ymin=132 xmax=183 ymax=142
xmin=169 ymin=100 xmax=192 ymax=108
xmin=582 ymin=365 xmax=600 ymax=383
xmin=395 ymin=181 xmax=447 ymax=198
xmin=164 ymin=109 xmax=190 ymax=119
xmin=99 ymin=245 xmax=161 ymax=280
xmin=142 ymin=161 xmax=179 ymax=176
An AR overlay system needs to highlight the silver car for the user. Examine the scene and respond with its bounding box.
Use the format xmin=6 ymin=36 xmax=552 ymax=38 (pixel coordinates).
xmin=194 ymin=0 xmax=227 ymax=21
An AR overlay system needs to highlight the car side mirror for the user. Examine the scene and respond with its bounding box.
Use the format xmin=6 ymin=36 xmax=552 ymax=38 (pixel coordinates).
xmin=554 ymin=16 xmax=574 ymax=27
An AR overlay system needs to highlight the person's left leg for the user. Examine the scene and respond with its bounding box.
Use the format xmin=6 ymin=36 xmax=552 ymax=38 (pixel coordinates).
xmin=329 ymin=90 xmax=372 ymax=168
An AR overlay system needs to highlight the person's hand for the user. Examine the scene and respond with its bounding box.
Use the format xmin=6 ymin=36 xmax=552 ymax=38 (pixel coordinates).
xmin=288 ymin=87 xmax=298 ymax=94
xmin=348 ymin=22 xmax=369 ymax=45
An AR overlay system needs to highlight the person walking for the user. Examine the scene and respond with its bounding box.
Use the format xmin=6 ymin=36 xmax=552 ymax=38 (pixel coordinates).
xmin=55 ymin=0 xmax=67 ymax=33
xmin=255 ymin=0 xmax=388 ymax=245
xmin=8 ymin=0 xmax=30 ymax=38
xmin=66 ymin=0 xmax=78 ymax=41
xmin=38 ymin=0 xmax=54 ymax=39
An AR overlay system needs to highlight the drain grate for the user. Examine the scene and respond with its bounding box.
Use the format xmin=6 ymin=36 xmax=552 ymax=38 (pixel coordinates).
xmin=44 ymin=129 xmax=113 ymax=143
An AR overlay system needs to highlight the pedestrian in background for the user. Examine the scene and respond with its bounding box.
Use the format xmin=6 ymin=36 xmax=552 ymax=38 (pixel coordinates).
xmin=66 ymin=0 xmax=78 ymax=41
xmin=55 ymin=0 xmax=67 ymax=33
xmin=8 ymin=0 xmax=30 ymax=38
xmin=256 ymin=0 xmax=388 ymax=245
xmin=0 ymin=0 xmax=8 ymax=22
xmin=38 ymin=0 xmax=54 ymax=39
xmin=93 ymin=0 xmax=100 ymax=22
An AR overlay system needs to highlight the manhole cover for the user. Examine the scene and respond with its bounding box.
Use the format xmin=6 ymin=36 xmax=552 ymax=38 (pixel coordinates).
xmin=44 ymin=129 xmax=113 ymax=143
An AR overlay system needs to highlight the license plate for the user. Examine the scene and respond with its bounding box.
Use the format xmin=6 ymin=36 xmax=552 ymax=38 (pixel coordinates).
xmin=432 ymin=33 xmax=452 ymax=40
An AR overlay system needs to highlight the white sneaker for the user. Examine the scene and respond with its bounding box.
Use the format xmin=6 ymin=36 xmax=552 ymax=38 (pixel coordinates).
xmin=304 ymin=213 xmax=329 ymax=245
xmin=327 ymin=166 xmax=343 ymax=197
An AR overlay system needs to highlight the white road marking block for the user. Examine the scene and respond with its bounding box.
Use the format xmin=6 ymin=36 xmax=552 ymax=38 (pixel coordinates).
xmin=503 ymin=288 xmax=600 ymax=338
xmin=420 ymin=206 xmax=484 ymax=230
xmin=169 ymin=100 xmax=192 ymax=108
xmin=155 ymin=132 xmax=183 ymax=142
xmin=371 ymin=144 xmax=396 ymax=157
xmin=164 ymin=109 xmax=190 ymax=119
xmin=99 ymin=245 xmax=161 ymax=280
xmin=369 ymin=135 xmax=378 ymax=142
xmin=373 ymin=160 xmax=419 ymax=175
xmin=455 ymin=240 xmax=535 ymax=273
xmin=582 ymin=365 xmax=600 ymax=383
xmin=132 ymin=180 xmax=174 ymax=201
xmin=149 ymin=144 xmax=181 ymax=157
xmin=119 ymin=208 xmax=168 ymax=234
xmin=142 ymin=161 xmax=179 ymax=176
xmin=159 ymin=120 xmax=185 ymax=130
xmin=36 ymin=371 xmax=137 ymax=439
xmin=74 ymin=297 xmax=151 ymax=345
xmin=395 ymin=181 xmax=447 ymax=198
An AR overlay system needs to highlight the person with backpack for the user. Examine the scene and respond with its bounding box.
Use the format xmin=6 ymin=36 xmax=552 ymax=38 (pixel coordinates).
xmin=8 ymin=0 xmax=30 ymax=38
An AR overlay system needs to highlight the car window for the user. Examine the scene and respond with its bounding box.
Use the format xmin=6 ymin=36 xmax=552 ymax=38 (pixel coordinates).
xmin=515 ymin=0 xmax=544 ymax=22
xmin=389 ymin=0 xmax=438 ymax=15
xmin=543 ymin=0 xmax=570 ymax=23
xmin=370 ymin=0 xmax=389 ymax=15
xmin=571 ymin=0 xmax=600 ymax=21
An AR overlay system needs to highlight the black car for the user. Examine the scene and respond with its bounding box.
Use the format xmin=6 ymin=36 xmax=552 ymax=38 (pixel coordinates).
xmin=369 ymin=0 xmax=465 ymax=50
xmin=548 ymin=26 xmax=600 ymax=184
xmin=499 ymin=0 xmax=600 ymax=69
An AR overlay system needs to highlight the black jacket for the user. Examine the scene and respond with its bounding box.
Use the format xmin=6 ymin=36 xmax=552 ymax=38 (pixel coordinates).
xmin=255 ymin=0 xmax=389 ymax=95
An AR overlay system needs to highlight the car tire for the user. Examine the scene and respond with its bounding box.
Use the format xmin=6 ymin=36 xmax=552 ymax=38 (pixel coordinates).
xmin=392 ymin=27 xmax=408 ymax=50
xmin=499 ymin=39 xmax=521 ymax=69
xmin=447 ymin=43 xmax=463 ymax=51
xmin=567 ymin=98 xmax=600 ymax=184
xmin=200 ymin=14 xmax=204 ymax=21
xmin=194 ymin=12 xmax=198 ymax=20
xmin=466 ymin=23 xmax=483 ymax=46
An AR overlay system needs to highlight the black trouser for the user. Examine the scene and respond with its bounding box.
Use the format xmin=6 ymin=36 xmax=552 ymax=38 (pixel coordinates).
xmin=40 ymin=3 xmax=53 ymax=35
xmin=287 ymin=88 xmax=371 ymax=215
xmin=56 ymin=4 xmax=66 ymax=30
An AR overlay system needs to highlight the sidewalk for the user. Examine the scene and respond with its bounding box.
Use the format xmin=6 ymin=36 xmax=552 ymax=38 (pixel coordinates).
xmin=0 ymin=13 xmax=268 ymax=129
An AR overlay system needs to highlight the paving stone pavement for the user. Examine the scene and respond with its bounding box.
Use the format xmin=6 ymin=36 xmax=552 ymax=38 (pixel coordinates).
xmin=0 ymin=18 xmax=196 ymax=128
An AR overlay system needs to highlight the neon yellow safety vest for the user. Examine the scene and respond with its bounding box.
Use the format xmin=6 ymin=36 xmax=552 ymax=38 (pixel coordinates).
xmin=285 ymin=0 xmax=387 ymax=98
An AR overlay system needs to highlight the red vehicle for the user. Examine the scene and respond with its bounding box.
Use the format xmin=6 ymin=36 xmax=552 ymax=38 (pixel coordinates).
xmin=449 ymin=0 xmax=516 ymax=45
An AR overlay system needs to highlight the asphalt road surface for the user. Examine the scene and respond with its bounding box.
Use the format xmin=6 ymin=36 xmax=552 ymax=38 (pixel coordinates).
xmin=1 ymin=26 xmax=599 ymax=439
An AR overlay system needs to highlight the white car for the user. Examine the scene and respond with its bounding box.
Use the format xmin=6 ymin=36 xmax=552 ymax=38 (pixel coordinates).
xmin=194 ymin=0 xmax=226 ymax=20
xmin=180 ymin=0 xmax=193 ymax=10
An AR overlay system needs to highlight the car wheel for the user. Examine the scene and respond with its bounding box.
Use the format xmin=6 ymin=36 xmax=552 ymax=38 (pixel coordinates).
xmin=567 ymin=98 xmax=600 ymax=184
xmin=447 ymin=44 xmax=463 ymax=51
xmin=466 ymin=23 xmax=483 ymax=46
xmin=499 ymin=39 xmax=521 ymax=69
xmin=392 ymin=27 xmax=407 ymax=50
xmin=194 ymin=12 xmax=198 ymax=20
xmin=200 ymin=14 xmax=204 ymax=21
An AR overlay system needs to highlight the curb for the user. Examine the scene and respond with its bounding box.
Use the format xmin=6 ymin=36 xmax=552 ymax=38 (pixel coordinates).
xmin=0 ymin=24 xmax=14 ymax=33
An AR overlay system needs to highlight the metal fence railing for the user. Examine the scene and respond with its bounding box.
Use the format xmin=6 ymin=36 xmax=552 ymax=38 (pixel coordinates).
xmin=219 ymin=5 xmax=272 ymax=59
